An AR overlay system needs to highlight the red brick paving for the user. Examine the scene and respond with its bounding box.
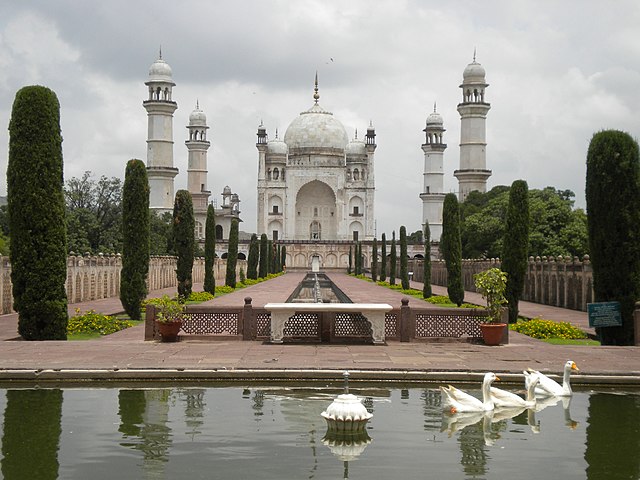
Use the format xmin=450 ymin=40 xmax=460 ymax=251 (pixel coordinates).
xmin=0 ymin=273 xmax=638 ymax=383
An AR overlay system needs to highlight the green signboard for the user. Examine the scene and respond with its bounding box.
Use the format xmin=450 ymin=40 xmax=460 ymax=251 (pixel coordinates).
xmin=587 ymin=301 xmax=623 ymax=328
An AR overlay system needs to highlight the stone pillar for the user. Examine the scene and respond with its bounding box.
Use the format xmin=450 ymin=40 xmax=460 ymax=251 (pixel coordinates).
xmin=242 ymin=297 xmax=254 ymax=341
xmin=400 ymin=298 xmax=411 ymax=342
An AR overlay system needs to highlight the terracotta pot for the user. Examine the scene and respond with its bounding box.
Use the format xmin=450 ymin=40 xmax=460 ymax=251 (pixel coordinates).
xmin=157 ymin=320 xmax=183 ymax=342
xmin=479 ymin=323 xmax=506 ymax=346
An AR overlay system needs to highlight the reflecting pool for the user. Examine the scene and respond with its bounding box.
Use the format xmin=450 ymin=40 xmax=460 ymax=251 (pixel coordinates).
xmin=0 ymin=385 xmax=638 ymax=479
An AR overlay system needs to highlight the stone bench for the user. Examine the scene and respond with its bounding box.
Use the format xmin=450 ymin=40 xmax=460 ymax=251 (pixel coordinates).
xmin=264 ymin=303 xmax=393 ymax=344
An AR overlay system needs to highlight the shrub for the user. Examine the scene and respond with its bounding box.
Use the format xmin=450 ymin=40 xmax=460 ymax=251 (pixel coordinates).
xmin=423 ymin=221 xmax=432 ymax=298
xmin=67 ymin=309 xmax=133 ymax=336
xmin=400 ymin=226 xmax=409 ymax=289
xmin=247 ymin=233 xmax=259 ymax=279
xmin=188 ymin=291 xmax=215 ymax=302
xmin=511 ymin=317 xmax=587 ymax=340
xmin=442 ymin=193 xmax=464 ymax=306
xmin=225 ymin=218 xmax=239 ymax=287
xmin=259 ymin=233 xmax=268 ymax=278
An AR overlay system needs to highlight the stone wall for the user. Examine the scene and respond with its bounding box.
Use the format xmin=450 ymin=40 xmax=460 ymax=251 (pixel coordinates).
xmin=0 ymin=255 xmax=246 ymax=314
xmin=410 ymin=255 xmax=594 ymax=312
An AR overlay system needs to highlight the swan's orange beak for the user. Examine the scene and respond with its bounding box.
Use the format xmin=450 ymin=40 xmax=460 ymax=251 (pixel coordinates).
xmin=495 ymin=375 xmax=500 ymax=381
xmin=571 ymin=362 xmax=579 ymax=371
xmin=450 ymin=406 xmax=458 ymax=414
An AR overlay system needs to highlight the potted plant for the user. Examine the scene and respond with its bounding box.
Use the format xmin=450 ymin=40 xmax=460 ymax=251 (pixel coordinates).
xmin=154 ymin=295 xmax=188 ymax=342
xmin=473 ymin=268 xmax=508 ymax=345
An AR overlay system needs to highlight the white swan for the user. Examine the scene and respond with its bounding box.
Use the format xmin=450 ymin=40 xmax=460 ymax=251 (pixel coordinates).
xmin=440 ymin=372 xmax=498 ymax=413
xmin=524 ymin=360 xmax=579 ymax=397
xmin=490 ymin=373 xmax=539 ymax=408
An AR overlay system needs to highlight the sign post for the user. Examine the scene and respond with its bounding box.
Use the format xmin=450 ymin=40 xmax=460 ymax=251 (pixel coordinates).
xmin=587 ymin=301 xmax=623 ymax=328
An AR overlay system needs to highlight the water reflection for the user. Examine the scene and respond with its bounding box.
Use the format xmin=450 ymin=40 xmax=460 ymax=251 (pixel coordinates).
xmin=586 ymin=392 xmax=640 ymax=480
xmin=0 ymin=385 xmax=637 ymax=478
xmin=1 ymin=389 xmax=62 ymax=480
xmin=118 ymin=389 xmax=172 ymax=478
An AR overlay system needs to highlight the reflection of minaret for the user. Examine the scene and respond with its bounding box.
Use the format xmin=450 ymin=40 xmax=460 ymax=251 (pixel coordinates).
xmin=183 ymin=389 xmax=206 ymax=439
xmin=420 ymin=104 xmax=447 ymax=242
xmin=454 ymin=52 xmax=491 ymax=202
xmin=144 ymin=50 xmax=178 ymax=214
xmin=140 ymin=390 xmax=172 ymax=476
xmin=457 ymin=421 xmax=489 ymax=477
xmin=1 ymin=389 xmax=63 ymax=478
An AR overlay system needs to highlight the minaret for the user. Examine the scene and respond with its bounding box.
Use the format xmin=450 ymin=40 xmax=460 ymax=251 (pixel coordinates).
xmin=420 ymin=104 xmax=447 ymax=242
xmin=364 ymin=121 xmax=377 ymax=239
xmin=454 ymin=52 xmax=491 ymax=202
xmin=186 ymin=102 xmax=211 ymax=239
xmin=143 ymin=50 xmax=178 ymax=214
xmin=256 ymin=121 xmax=268 ymax=235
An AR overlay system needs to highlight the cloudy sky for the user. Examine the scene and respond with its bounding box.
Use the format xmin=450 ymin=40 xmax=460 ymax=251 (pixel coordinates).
xmin=1 ymin=1 xmax=639 ymax=236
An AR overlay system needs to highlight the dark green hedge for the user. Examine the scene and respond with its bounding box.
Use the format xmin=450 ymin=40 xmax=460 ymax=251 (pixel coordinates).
xmin=173 ymin=190 xmax=194 ymax=298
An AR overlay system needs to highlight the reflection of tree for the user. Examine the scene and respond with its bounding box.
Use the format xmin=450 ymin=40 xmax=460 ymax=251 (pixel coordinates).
xmin=458 ymin=420 xmax=488 ymax=477
xmin=183 ymin=389 xmax=205 ymax=439
xmin=585 ymin=393 xmax=640 ymax=479
xmin=252 ymin=390 xmax=264 ymax=418
xmin=117 ymin=389 xmax=172 ymax=479
xmin=1 ymin=389 xmax=63 ymax=480
xmin=119 ymin=389 xmax=146 ymax=438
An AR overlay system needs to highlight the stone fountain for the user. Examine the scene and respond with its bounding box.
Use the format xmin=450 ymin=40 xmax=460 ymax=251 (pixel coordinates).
xmin=321 ymin=371 xmax=373 ymax=434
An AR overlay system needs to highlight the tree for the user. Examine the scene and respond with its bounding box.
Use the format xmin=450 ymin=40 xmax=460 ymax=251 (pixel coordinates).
xmin=371 ymin=238 xmax=378 ymax=282
xmin=423 ymin=220 xmax=432 ymax=298
xmin=120 ymin=159 xmax=150 ymax=320
xmin=442 ymin=193 xmax=464 ymax=305
xmin=173 ymin=190 xmax=195 ymax=298
xmin=203 ymin=204 xmax=216 ymax=295
xmin=225 ymin=218 xmax=239 ymax=288
xmin=501 ymin=180 xmax=530 ymax=323
xmin=586 ymin=130 xmax=640 ymax=345
xmin=65 ymin=171 xmax=122 ymax=254
xmin=459 ymin=185 xmax=588 ymax=258
xmin=247 ymin=234 xmax=259 ymax=280
xmin=8 ymin=85 xmax=68 ymax=340
xmin=380 ymin=233 xmax=387 ymax=282
xmin=348 ymin=245 xmax=353 ymax=274
xmin=389 ymin=231 xmax=397 ymax=285
xmin=258 ymin=233 xmax=268 ymax=278
xmin=281 ymin=245 xmax=287 ymax=271
xmin=267 ymin=240 xmax=274 ymax=275
xmin=400 ymin=226 xmax=409 ymax=289
xmin=150 ymin=211 xmax=174 ymax=255
xmin=408 ymin=230 xmax=423 ymax=244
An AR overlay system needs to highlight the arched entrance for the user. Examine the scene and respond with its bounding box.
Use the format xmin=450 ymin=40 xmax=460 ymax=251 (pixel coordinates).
xmin=295 ymin=180 xmax=337 ymax=240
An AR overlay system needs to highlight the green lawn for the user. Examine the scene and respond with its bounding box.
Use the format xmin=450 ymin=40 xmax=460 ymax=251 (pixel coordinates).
xmin=541 ymin=337 xmax=600 ymax=346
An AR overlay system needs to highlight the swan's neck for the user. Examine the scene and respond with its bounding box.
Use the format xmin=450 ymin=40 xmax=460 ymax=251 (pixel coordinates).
xmin=526 ymin=381 xmax=538 ymax=403
xmin=562 ymin=366 xmax=572 ymax=394
xmin=482 ymin=381 xmax=494 ymax=409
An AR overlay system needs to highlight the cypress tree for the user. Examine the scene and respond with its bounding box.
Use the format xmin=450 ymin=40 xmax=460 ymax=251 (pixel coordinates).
xmin=275 ymin=244 xmax=282 ymax=273
xmin=390 ymin=231 xmax=397 ymax=285
xmin=586 ymin=130 xmax=640 ymax=345
xmin=8 ymin=86 xmax=68 ymax=340
xmin=267 ymin=240 xmax=274 ymax=275
xmin=371 ymin=238 xmax=378 ymax=282
xmin=354 ymin=242 xmax=360 ymax=275
xmin=225 ymin=218 xmax=239 ymax=288
xmin=120 ymin=159 xmax=150 ymax=320
xmin=400 ymin=226 xmax=409 ymax=289
xmin=281 ymin=245 xmax=287 ymax=271
xmin=173 ymin=190 xmax=195 ymax=299
xmin=442 ymin=193 xmax=464 ymax=305
xmin=258 ymin=233 xmax=268 ymax=278
xmin=501 ymin=180 xmax=530 ymax=323
xmin=348 ymin=246 xmax=353 ymax=274
xmin=203 ymin=204 xmax=216 ymax=295
xmin=247 ymin=234 xmax=259 ymax=279
xmin=423 ymin=220 xmax=432 ymax=298
xmin=380 ymin=233 xmax=387 ymax=282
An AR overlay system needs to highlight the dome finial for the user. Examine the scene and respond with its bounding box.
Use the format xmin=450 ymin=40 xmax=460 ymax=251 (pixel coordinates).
xmin=313 ymin=71 xmax=320 ymax=104
xmin=433 ymin=101 xmax=437 ymax=113
xmin=354 ymin=128 xmax=358 ymax=140
xmin=159 ymin=45 xmax=163 ymax=60
xmin=275 ymin=127 xmax=279 ymax=139
xmin=196 ymin=98 xmax=199 ymax=110
xmin=473 ymin=47 xmax=477 ymax=62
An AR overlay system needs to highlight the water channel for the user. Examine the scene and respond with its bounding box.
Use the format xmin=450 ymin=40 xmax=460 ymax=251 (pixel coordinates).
xmin=0 ymin=385 xmax=638 ymax=479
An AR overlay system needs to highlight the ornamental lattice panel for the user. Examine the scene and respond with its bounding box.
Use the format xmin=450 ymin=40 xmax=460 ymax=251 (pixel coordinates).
xmin=283 ymin=313 xmax=320 ymax=337
xmin=181 ymin=312 xmax=240 ymax=335
xmin=334 ymin=313 xmax=373 ymax=337
xmin=415 ymin=313 xmax=485 ymax=338
xmin=385 ymin=312 xmax=398 ymax=338
xmin=255 ymin=312 xmax=271 ymax=338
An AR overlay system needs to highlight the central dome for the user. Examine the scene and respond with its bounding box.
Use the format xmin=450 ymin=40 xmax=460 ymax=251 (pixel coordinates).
xmin=284 ymin=103 xmax=349 ymax=152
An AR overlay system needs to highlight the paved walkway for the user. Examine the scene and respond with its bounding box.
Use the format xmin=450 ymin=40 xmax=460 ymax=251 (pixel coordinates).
xmin=0 ymin=273 xmax=638 ymax=384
